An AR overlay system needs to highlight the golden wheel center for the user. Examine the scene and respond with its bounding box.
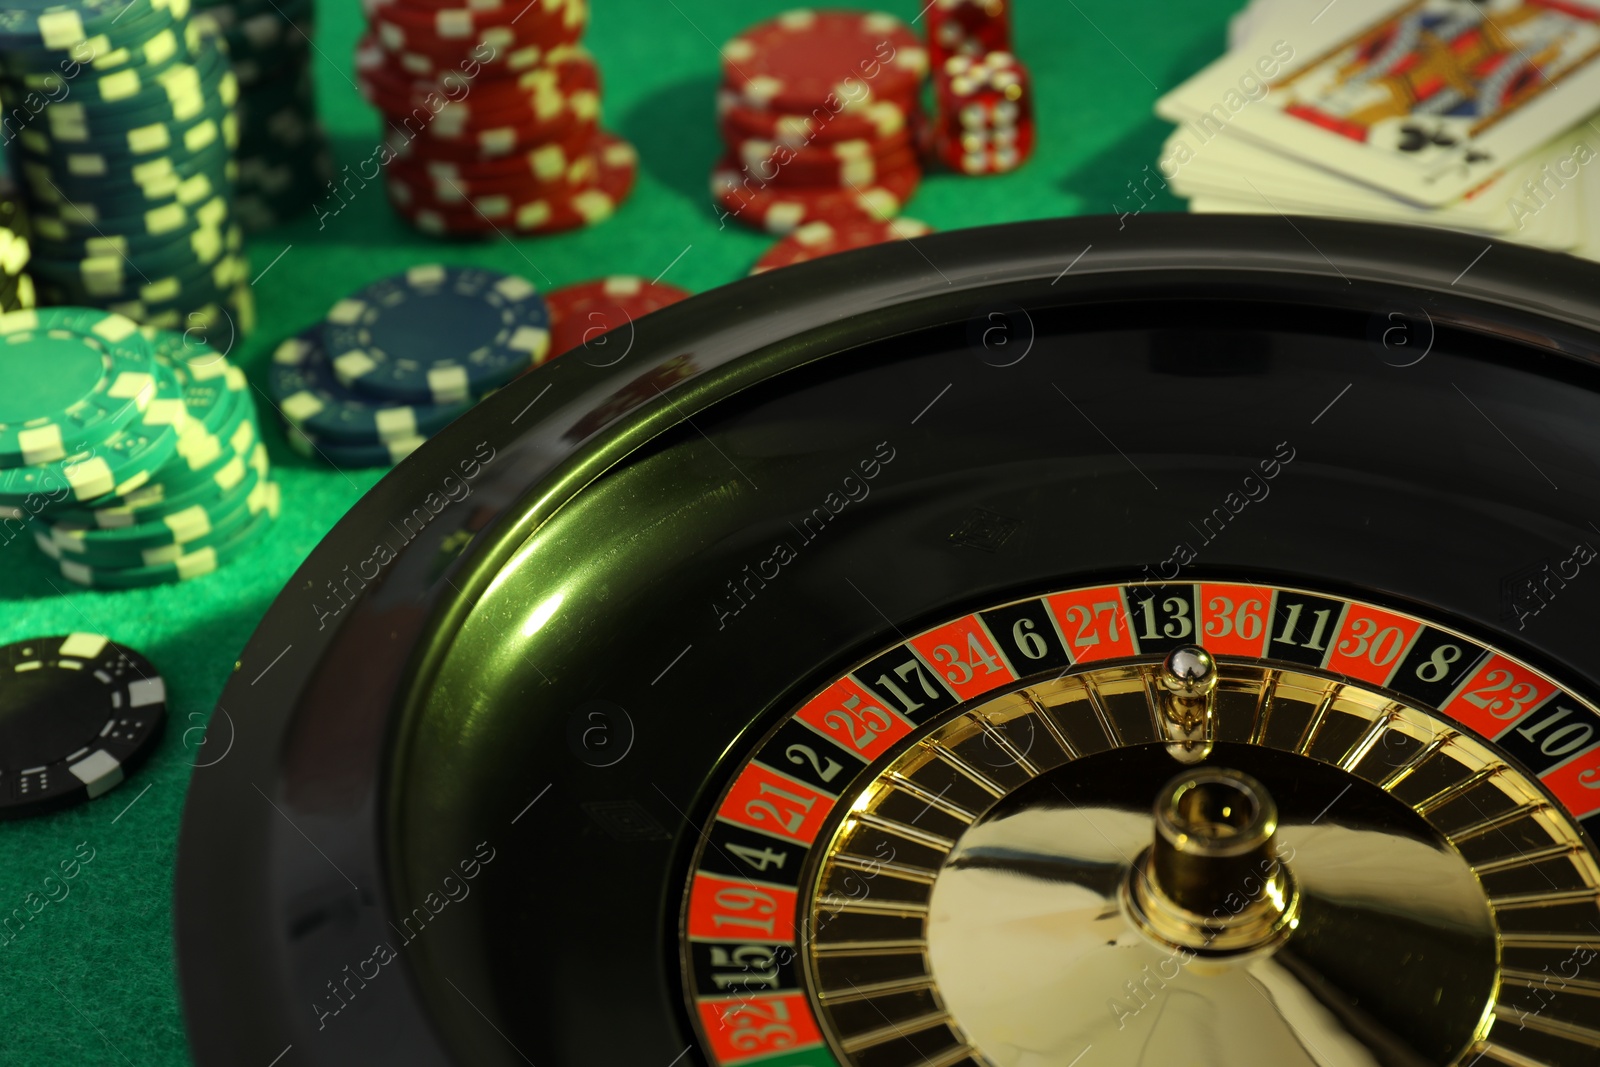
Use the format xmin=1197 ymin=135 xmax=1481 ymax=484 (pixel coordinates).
xmin=800 ymin=648 xmax=1599 ymax=1067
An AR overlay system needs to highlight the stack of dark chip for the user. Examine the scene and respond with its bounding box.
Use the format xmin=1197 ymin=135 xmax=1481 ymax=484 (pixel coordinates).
xmin=1 ymin=4 xmax=251 ymax=332
xmin=194 ymin=0 xmax=333 ymax=229
xmin=0 ymin=191 xmax=34 ymax=313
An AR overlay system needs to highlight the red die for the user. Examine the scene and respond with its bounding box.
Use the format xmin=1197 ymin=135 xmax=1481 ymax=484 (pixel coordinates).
xmin=928 ymin=0 xmax=1013 ymax=73
xmin=931 ymin=51 xmax=1035 ymax=176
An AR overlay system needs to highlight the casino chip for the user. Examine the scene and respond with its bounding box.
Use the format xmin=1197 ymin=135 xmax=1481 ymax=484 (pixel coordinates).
xmin=544 ymin=276 xmax=691 ymax=364
xmin=0 ymin=191 xmax=35 ymax=313
xmin=734 ymin=131 xmax=916 ymax=186
xmin=1 ymin=7 xmax=250 ymax=330
xmin=9 ymin=314 xmax=281 ymax=586
xmin=387 ymin=129 xmax=639 ymax=238
xmin=284 ymin=424 xmax=426 ymax=468
xmin=271 ymin=327 xmax=472 ymax=444
xmin=267 ymin=265 xmax=546 ymax=466
xmin=0 ymin=308 xmax=189 ymax=507
xmin=0 ymin=633 xmax=166 ymax=819
xmin=721 ymin=10 xmax=928 ymax=113
xmin=712 ymin=158 xmax=921 ymax=234
xmin=53 ymin=486 xmax=279 ymax=588
xmin=192 ymin=0 xmax=334 ymax=230
xmin=322 ymin=265 xmax=551 ymax=404
xmin=750 ymin=217 xmax=934 ymax=274
xmin=717 ymin=91 xmax=909 ymax=149
xmin=0 ymin=307 xmax=162 ymax=466
xmin=357 ymin=1 xmax=635 ymax=238
xmin=713 ymin=10 xmax=928 ymax=232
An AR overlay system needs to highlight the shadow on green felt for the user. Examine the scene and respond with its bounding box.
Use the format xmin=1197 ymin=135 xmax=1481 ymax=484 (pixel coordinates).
xmin=0 ymin=533 xmax=77 ymax=600
xmin=1053 ymin=29 xmax=1226 ymax=220
xmin=616 ymin=73 xmax=725 ymax=210
xmin=1056 ymin=115 xmax=1189 ymax=223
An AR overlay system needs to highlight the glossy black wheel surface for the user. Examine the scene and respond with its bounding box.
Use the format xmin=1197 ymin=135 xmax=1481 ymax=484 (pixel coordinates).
xmin=177 ymin=215 xmax=1600 ymax=1067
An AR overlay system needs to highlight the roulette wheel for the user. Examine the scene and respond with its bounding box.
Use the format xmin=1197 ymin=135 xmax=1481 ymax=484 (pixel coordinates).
xmin=175 ymin=214 xmax=1600 ymax=1067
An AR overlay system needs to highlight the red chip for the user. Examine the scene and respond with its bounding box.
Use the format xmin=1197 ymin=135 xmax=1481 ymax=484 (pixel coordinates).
xmin=731 ymin=125 xmax=912 ymax=163
xmin=732 ymin=143 xmax=921 ymax=189
xmin=368 ymin=0 xmax=585 ymax=69
xmin=750 ymin=217 xmax=933 ymax=274
xmin=359 ymin=37 xmax=600 ymax=146
xmin=716 ymin=91 xmax=913 ymax=149
xmin=721 ymin=9 xmax=928 ymax=113
xmin=360 ymin=0 xmax=637 ymax=235
xmin=389 ymin=120 xmax=601 ymax=193
xmin=390 ymin=132 xmax=638 ymax=237
xmin=545 ymin=276 xmax=693 ymax=362
xmin=711 ymin=156 xmax=921 ymax=233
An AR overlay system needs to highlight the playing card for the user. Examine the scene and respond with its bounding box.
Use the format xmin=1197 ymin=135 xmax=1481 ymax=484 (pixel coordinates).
xmin=1576 ymin=132 xmax=1600 ymax=260
xmin=1227 ymin=0 xmax=1274 ymax=50
xmin=1164 ymin=124 xmax=1593 ymax=249
xmin=1168 ymin=128 xmax=1507 ymax=225
xmin=1160 ymin=0 xmax=1600 ymax=206
xmin=1159 ymin=0 xmax=1407 ymax=128
xmin=1228 ymin=0 xmax=1600 ymax=205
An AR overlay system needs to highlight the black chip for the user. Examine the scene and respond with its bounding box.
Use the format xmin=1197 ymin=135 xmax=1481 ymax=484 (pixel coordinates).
xmin=0 ymin=634 xmax=167 ymax=819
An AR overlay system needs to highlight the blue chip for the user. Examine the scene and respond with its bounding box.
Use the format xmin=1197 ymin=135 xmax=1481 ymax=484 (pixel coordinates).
xmin=282 ymin=421 xmax=425 ymax=469
xmin=270 ymin=325 xmax=472 ymax=444
xmin=322 ymin=265 xmax=550 ymax=405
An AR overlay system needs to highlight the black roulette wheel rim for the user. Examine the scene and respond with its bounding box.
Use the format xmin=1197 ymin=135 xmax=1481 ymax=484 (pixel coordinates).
xmin=176 ymin=215 xmax=1600 ymax=1067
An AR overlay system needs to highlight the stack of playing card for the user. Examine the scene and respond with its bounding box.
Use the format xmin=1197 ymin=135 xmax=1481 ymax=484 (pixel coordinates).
xmin=1155 ymin=0 xmax=1600 ymax=260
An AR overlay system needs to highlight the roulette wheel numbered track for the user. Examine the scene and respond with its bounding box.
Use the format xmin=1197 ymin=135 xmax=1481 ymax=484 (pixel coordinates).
xmin=176 ymin=215 xmax=1600 ymax=1067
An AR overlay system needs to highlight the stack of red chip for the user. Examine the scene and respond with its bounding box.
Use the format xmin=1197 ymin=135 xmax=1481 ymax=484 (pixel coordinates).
xmin=712 ymin=9 xmax=929 ymax=234
xmin=356 ymin=0 xmax=637 ymax=237
xmin=749 ymin=217 xmax=933 ymax=274
xmin=924 ymin=1 xmax=1035 ymax=176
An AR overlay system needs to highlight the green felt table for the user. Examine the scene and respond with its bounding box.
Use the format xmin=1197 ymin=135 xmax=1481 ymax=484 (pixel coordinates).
xmin=0 ymin=0 xmax=1220 ymax=1060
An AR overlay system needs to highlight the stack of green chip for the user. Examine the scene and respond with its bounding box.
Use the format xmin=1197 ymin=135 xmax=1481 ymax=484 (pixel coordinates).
xmin=0 ymin=191 xmax=35 ymax=313
xmin=194 ymin=0 xmax=332 ymax=230
xmin=0 ymin=308 xmax=280 ymax=588
xmin=1 ymin=0 xmax=252 ymax=334
xmin=0 ymin=307 xmax=186 ymax=514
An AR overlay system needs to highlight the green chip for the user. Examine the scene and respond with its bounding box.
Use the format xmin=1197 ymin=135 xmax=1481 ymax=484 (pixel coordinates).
xmin=143 ymin=324 xmax=246 ymax=437
xmin=52 ymin=429 xmax=262 ymax=530
xmin=0 ymin=307 xmax=159 ymax=466
xmin=48 ymin=389 xmax=259 ymax=527
xmin=43 ymin=458 xmax=265 ymax=558
xmin=0 ymin=357 xmax=186 ymax=506
xmin=0 ymin=0 xmax=160 ymax=52
xmin=55 ymin=480 xmax=279 ymax=589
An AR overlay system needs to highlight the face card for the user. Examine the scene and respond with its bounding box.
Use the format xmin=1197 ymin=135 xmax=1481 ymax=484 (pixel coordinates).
xmin=1227 ymin=0 xmax=1600 ymax=204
